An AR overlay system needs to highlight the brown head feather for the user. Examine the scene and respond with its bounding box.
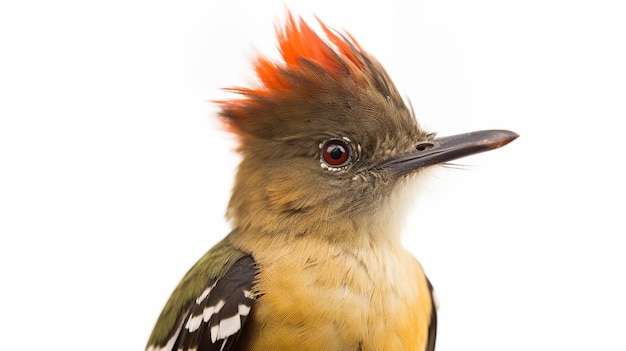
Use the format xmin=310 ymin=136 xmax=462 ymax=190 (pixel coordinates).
xmin=217 ymin=12 xmax=429 ymax=238
xmin=217 ymin=12 xmax=408 ymax=139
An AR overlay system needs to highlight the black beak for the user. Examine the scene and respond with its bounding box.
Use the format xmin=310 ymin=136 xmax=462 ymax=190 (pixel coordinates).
xmin=382 ymin=129 xmax=519 ymax=175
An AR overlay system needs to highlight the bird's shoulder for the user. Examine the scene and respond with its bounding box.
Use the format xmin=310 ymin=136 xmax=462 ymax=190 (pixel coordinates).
xmin=146 ymin=238 xmax=257 ymax=351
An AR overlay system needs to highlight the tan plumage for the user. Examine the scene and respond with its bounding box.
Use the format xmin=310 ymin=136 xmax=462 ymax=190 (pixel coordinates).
xmin=229 ymin=229 xmax=433 ymax=350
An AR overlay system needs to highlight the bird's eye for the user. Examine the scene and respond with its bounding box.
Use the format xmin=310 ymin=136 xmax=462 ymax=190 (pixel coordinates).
xmin=320 ymin=139 xmax=352 ymax=169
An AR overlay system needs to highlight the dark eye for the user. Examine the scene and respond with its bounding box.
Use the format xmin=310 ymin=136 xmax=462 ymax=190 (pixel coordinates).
xmin=321 ymin=139 xmax=351 ymax=168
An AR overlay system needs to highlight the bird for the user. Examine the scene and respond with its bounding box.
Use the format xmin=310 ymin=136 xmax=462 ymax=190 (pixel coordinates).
xmin=146 ymin=12 xmax=518 ymax=351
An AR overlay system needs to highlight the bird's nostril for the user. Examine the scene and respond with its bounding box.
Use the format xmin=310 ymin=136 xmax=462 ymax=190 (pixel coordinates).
xmin=415 ymin=142 xmax=435 ymax=151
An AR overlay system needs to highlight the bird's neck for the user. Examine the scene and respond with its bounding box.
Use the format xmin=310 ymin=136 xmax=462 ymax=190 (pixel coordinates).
xmin=226 ymin=185 xmax=420 ymax=252
xmin=226 ymin=158 xmax=425 ymax=249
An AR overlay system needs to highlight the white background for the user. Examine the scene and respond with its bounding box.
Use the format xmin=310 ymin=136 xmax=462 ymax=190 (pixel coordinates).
xmin=1 ymin=0 xmax=625 ymax=350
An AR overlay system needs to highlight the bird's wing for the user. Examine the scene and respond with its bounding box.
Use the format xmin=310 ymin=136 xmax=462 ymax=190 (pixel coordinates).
xmin=425 ymin=277 xmax=438 ymax=351
xmin=147 ymin=241 xmax=257 ymax=351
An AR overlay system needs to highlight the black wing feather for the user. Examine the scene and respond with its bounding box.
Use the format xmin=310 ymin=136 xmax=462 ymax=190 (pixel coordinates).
xmin=425 ymin=277 xmax=437 ymax=351
xmin=169 ymin=255 xmax=257 ymax=351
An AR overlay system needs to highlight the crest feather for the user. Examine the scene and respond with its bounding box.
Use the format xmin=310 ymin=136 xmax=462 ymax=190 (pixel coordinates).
xmin=217 ymin=12 xmax=372 ymax=136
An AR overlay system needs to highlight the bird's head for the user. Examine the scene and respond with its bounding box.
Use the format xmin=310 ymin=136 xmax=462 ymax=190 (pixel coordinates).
xmin=218 ymin=14 xmax=517 ymax=242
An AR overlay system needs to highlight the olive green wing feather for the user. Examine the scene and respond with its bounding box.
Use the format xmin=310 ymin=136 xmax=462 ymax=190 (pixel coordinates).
xmin=146 ymin=239 xmax=257 ymax=351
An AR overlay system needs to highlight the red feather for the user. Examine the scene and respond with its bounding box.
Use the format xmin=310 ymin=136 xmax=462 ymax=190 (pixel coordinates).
xmin=217 ymin=12 xmax=369 ymax=135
